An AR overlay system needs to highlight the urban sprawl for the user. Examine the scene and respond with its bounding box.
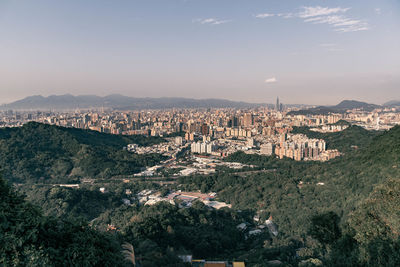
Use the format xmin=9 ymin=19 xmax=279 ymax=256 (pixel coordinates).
xmin=1 ymin=99 xmax=399 ymax=167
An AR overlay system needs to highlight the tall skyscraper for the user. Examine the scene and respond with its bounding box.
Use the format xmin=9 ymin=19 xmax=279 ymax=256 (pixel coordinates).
xmin=276 ymin=97 xmax=280 ymax=111
xmin=228 ymin=116 xmax=239 ymax=128
xmin=201 ymin=123 xmax=209 ymax=136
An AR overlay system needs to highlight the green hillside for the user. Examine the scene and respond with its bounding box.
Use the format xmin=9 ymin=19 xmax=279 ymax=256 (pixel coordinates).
xmin=291 ymin=124 xmax=381 ymax=153
xmin=0 ymin=122 xmax=166 ymax=183
xmin=182 ymin=126 xmax=400 ymax=221
xmin=2 ymin=123 xmax=400 ymax=266
xmin=179 ymin=126 xmax=400 ymax=265
xmin=0 ymin=178 xmax=125 ymax=266
xmin=2 ymin=176 xmax=259 ymax=266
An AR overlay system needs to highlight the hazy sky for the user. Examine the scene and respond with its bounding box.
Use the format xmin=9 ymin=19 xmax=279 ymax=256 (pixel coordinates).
xmin=0 ymin=0 xmax=399 ymax=105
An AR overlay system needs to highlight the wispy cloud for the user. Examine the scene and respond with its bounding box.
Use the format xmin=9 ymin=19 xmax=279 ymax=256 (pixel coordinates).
xmin=298 ymin=6 xmax=350 ymax=18
xmin=255 ymin=13 xmax=274 ymax=19
xmin=303 ymin=14 xmax=368 ymax=32
xmin=255 ymin=13 xmax=293 ymax=19
xmin=255 ymin=6 xmax=369 ymax=33
xmin=299 ymin=6 xmax=368 ymax=32
xmin=375 ymin=8 xmax=381 ymax=15
xmin=277 ymin=13 xmax=294 ymax=19
xmin=193 ymin=18 xmax=231 ymax=25
xmin=265 ymin=77 xmax=277 ymax=83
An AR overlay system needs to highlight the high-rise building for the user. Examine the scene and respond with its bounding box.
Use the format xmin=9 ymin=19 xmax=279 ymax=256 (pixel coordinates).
xmin=294 ymin=148 xmax=303 ymax=161
xmin=276 ymin=97 xmax=280 ymax=111
xmin=185 ymin=132 xmax=194 ymax=141
xmin=279 ymin=133 xmax=286 ymax=144
xmin=175 ymin=122 xmax=183 ymax=132
xmin=201 ymin=124 xmax=209 ymax=136
xmin=228 ymin=116 xmax=239 ymax=128
xmin=243 ymin=113 xmax=253 ymax=127
xmin=247 ymin=138 xmax=255 ymax=147
xmin=260 ymin=143 xmax=274 ymax=155
xmin=203 ymin=135 xmax=211 ymax=142
xmin=175 ymin=136 xmax=183 ymax=146
xmin=191 ymin=141 xmax=215 ymax=154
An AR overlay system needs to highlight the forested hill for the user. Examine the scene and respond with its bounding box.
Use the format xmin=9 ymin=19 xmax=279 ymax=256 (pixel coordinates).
xmin=292 ymin=124 xmax=381 ymax=153
xmin=0 ymin=177 xmax=126 ymax=266
xmin=212 ymin=125 xmax=400 ymax=212
xmin=0 ymin=122 xmax=166 ymax=183
xmin=287 ymin=100 xmax=381 ymax=115
xmin=179 ymin=125 xmax=400 ymax=265
xmin=2 ymin=122 xmax=400 ymax=265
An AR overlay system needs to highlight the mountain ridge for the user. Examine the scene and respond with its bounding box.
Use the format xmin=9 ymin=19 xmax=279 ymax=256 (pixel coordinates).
xmin=0 ymin=94 xmax=264 ymax=110
xmin=288 ymin=99 xmax=382 ymax=115
xmin=384 ymin=100 xmax=400 ymax=107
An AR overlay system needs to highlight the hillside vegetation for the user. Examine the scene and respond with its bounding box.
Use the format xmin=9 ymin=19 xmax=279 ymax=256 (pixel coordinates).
xmin=0 ymin=122 xmax=165 ymax=183
xmin=287 ymin=100 xmax=381 ymax=115
xmin=0 ymin=178 xmax=125 ymax=266
xmin=291 ymin=125 xmax=381 ymax=153
xmin=2 ymin=123 xmax=400 ymax=266
xmin=179 ymin=126 xmax=400 ymax=265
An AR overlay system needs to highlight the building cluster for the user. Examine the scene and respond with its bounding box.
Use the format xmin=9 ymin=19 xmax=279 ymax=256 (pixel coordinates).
xmin=190 ymin=141 xmax=216 ymax=154
xmin=135 ymin=189 xmax=231 ymax=210
xmin=190 ymin=260 xmax=245 ymax=267
xmin=1 ymin=98 xmax=399 ymax=163
xmin=126 ymin=140 xmax=188 ymax=158
xmin=1 ymin=101 xmax=399 ymax=135
xmin=258 ymin=133 xmax=340 ymax=161
xmin=310 ymin=124 xmax=349 ymax=133
xmin=133 ymin=155 xmax=252 ymax=178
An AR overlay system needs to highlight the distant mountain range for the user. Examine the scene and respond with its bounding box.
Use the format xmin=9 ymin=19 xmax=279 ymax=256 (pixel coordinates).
xmin=2 ymin=94 xmax=398 ymax=112
xmin=287 ymin=100 xmax=383 ymax=115
xmin=383 ymin=100 xmax=400 ymax=107
xmin=0 ymin=94 xmax=265 ymax=110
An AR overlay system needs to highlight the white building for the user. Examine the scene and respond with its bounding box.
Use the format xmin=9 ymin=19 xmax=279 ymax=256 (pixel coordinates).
xmin=260 ymin=143 xmax=274 ymax=156
xmin=191 ymin=141 xmax=216 ymax=154
xmin=175 ymin=136 xmax=183 ymax=146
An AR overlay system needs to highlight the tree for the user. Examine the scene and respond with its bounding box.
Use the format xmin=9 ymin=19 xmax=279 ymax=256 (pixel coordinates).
xmin=122 ymin=242 xmax=136 ymax=266
xmin=0 ymin=176 xmax=125 ymax=266
xmin=308 ymin=212 xmax=341 ymax=245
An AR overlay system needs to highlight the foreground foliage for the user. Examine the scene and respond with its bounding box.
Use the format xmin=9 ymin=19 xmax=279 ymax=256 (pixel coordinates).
xmin=0 ymin=178 xmax=125 ymax=266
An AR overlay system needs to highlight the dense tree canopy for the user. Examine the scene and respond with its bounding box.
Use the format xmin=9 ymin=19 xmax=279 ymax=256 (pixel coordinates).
xmin=291 ymin=124 xmax=381 ymax=153
xmin=0 ymin=122 xmax=166 ymax=183
xmin=2 ymin=123 xmax=400 ymax=266
xmin=0 ymin=177 xmax=125 ymax=266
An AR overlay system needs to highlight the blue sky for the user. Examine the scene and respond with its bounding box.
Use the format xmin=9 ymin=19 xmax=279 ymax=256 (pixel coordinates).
xmin=0 ymin=0 xmax=399 ymax=104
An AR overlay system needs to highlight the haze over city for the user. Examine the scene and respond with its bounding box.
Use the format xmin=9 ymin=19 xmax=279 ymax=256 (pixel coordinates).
xmin=0 ymin=0 xmax=399 ymax=105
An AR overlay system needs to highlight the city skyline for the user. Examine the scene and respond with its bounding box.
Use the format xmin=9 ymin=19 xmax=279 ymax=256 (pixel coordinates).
xmin=0 ymin=0 xmax=399 ymax=104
